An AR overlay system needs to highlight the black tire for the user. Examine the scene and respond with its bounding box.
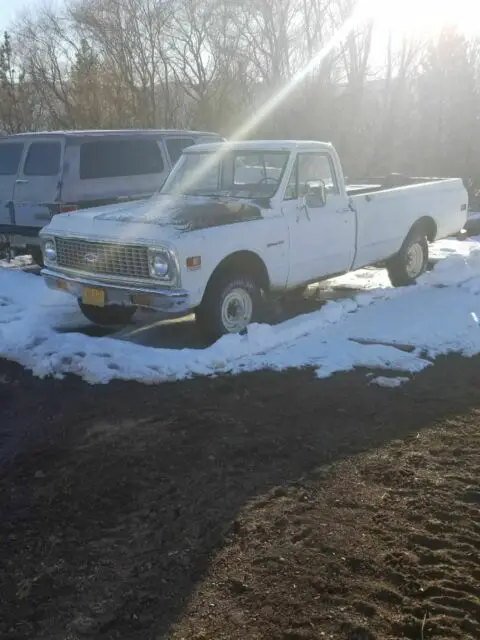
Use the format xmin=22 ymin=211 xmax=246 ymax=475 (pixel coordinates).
xmin=196 ymin=273 xmax=263 ymax=340
xmin=78 ymin=301 xmax=137 ymax=326
xmin=387 ymin=231 xmax=428 ymax=287
xmin=29 ymin=247 xmax=44 ymax=268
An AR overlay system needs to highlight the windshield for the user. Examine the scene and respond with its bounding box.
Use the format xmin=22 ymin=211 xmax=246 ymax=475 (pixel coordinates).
xmin=160 ymin=149 xmax=290 ymax=199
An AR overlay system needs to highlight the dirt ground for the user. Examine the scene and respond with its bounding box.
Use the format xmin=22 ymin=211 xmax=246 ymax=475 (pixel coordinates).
xmin=0 ymin=355 xmax=479 ymax=640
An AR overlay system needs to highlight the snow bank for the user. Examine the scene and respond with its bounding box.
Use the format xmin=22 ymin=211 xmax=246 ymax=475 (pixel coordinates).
xmin=1 ymin=238 xmax=480 ymax=385
xmin=0 ymin=255 xmax=33 ymax=269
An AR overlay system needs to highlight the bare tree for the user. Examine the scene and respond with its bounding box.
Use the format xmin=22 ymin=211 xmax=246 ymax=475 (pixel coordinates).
xmin=71 ymin=0 xmax=177 ymax=127
xmin=414 ymin=29 xmax=480 ymax=177
xmin=0 ymin=31 xmax=39 ymax=132
xmin=15 ymin=7 xmax=82 ymax=128
xmin=2 ymin=0 xmax=480 ymax=185
xmin=364 ymin=31 xmax=425 ymax=174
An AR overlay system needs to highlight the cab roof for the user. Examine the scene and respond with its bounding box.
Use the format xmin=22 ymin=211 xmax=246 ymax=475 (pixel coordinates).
xmin=185 ymin=140 xmax=334 ymax=154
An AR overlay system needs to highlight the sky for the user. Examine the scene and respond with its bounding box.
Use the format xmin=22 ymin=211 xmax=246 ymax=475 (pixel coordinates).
xmin=363 ymin=0 xmax=480 ymax=39
xmin=0 ymin=0 xmax=41 ymax=34
xmin=1 ymin=0 xmax=479 ymax=45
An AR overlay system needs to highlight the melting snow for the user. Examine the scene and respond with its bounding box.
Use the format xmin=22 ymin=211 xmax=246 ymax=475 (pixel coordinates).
xmin=370 ymin=376 xmax=410 ymax=388
xmin=1 ymin=237 xmax=480 ymax=384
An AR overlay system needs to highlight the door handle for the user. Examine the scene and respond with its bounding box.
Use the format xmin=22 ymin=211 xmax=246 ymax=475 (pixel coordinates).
xmin=15 ymin=179 xmax=29 ymax=184
xmin=336 ymin=208 xmax=351 ymax=214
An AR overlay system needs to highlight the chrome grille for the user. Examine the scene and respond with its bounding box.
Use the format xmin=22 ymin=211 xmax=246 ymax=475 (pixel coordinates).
xmin=55 ymin=238 xmax=150 ymax=279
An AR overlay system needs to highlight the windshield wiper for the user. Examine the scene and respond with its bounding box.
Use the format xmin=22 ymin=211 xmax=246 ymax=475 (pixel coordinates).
xmin=185 ymin=190 xmax=226 ymax=198
xmin=235 ymin=192 xmax=274 ymax=200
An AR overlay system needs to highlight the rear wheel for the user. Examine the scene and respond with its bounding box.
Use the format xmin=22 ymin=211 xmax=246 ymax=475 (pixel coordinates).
xmin=387 ymin=232 xmax=428 ymax=287
xmin=78 ymin=301 xmax=137 ymax=326
xmin=196 ymin=273 xmax=263 ymax=340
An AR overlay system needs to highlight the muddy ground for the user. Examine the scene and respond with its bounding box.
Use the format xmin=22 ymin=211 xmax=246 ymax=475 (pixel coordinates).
xmin=0 ymin=355 xmax=479 ymax=640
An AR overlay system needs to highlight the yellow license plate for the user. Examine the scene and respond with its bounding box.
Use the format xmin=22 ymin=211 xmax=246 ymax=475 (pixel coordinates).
xmin=82 ymin=287 xmax=105 ymax=307
xmin=131 ymin=293 xmax=152 ymax=307
xmin=55 ymin=279 xmax=68 ymax=291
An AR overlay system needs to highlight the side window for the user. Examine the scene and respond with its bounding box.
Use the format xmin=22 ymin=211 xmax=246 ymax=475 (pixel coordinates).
xmin=24 ymin=142 xmax=61 ymax=176
xmin=0 ymin=143 xmax=24 ymax=175
xmin=80 ymin=139 xmax=165 ymax=179
xmin=298 ymin=153 xmax=338 ymax=197
xmin=165 ymin=138 xmax=195 ymax=165
xmin=284 ymin=160 xmax=298 ymax=200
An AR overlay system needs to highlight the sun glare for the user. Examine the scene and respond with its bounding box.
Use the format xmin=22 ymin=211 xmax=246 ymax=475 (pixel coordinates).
xmin=153 ymin=0 xmax=479 ymax=201
xmin=364 ymin=0 xmax=480 ymax=38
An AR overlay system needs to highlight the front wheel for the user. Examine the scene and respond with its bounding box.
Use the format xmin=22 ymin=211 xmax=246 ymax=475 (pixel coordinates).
xmin=78 ymin=301 xmax=137 ymax=326
xmin=387 ymin=233 xmax=428 ymax=287
xmin=196 ymin=274 xmax=263 ymax=340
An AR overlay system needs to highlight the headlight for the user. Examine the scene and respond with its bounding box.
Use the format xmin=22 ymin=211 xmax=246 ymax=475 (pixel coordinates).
xmin=151 ymin=254 xmax=169 ymax=277
xmin=43 ymin=239 xmax=57 ymax=263
xmin=148 ymin=248 xmax=179 ymax=283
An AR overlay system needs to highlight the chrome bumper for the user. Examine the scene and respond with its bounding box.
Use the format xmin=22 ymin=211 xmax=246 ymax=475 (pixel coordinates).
xmin=41 ymin=268 xmax=191 ymax=313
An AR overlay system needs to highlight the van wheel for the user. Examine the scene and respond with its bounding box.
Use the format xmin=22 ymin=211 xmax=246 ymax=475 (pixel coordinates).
xmin=196 ymin=274 xmax=263 ymax=340
xmin=387 ymin=232 xmax=428 ymax=287
xmin=29 ymin=247 xmax=44 ymax=268
xmin=78 ymin=301 xmax=137 ymax=326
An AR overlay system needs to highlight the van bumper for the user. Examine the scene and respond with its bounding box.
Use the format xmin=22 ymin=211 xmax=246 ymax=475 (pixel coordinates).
xmin=41 ymin=268 xmax=192 ymax=313
xmin=0 ymin=226 xmax=42 ymax=249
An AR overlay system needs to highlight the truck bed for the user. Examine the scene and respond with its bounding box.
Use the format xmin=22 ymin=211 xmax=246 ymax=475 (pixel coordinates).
xmin=348 ymin=177 xmax=467 ymax=271
xmin=346 ymin=174 xmax=447 ymax=198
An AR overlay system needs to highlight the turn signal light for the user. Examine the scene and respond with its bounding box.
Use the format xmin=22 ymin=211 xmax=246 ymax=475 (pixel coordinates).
xmin=186 ymin=256 xmax=201 ymax=270
xmin=59 ymin=205 xmax=79 ymax=213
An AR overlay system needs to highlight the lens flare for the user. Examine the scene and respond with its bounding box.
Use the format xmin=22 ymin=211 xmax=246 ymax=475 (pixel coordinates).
xmin=122 ymin=0 xmax=426 ymax=236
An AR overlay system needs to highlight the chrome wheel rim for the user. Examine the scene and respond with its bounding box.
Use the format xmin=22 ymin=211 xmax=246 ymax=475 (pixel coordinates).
xmin=221 ymin=288 xmax=253 ymax=333
xmin=405 ymin=242 xmax=424 ymax=278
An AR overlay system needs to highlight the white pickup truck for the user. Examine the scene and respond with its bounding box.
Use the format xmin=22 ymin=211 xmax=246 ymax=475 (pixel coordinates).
xmin=40 ymin=140 xmax=468 ymax=338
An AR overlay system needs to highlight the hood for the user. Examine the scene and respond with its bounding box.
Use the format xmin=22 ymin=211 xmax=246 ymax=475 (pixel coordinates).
xmin=43 ymin=195 xmax=265 ymax=241
xmin=45 ymin=199 xmax=152 ymax=228
xmin=93 ymin=194 xmax=265 ymax=231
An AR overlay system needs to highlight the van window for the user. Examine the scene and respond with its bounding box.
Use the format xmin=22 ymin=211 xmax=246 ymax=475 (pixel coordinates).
xmin=0 ymin=143 xmax=24 ymax=175
xmin=80 ymin=139 xmax=165 ymax=179
xmin=165 ymin=138 xmax=195 ymax=165
xmin=24 ymin=141 xmax=61 ymax=176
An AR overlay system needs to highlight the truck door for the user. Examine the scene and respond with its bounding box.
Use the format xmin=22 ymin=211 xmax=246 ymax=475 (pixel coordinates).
xmin=13 ymin=138 xmax=63 ymax=233
xmin=282 ymin=152 xmax=355 ymax=286
xmin=0 ymin=141 xmax=24 ymax=232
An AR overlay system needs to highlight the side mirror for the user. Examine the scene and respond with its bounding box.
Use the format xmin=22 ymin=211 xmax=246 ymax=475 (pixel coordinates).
xmin=305 ymin=179 xmax=327 ymax=208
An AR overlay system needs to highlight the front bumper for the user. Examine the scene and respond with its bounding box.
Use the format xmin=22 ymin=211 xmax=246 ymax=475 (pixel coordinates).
xmin=41 ymin=268 xmax=191 ymax=314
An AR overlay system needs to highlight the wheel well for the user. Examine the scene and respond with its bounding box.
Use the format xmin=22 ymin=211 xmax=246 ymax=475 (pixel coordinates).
xmin=204 ymin=251 xmax=270 ymax=297
xmin=411 ymin=216 xmax=437 ymax=242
